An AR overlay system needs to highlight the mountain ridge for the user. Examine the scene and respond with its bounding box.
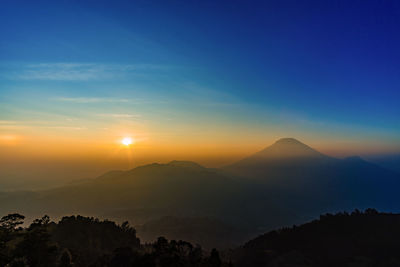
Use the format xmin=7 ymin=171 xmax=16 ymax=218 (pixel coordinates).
xmin=1 ymin=137 xmax=400 ymax=246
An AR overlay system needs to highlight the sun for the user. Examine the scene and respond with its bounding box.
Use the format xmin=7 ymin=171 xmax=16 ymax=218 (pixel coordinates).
xmin=121 ymin=137 xmax=133 ymax=146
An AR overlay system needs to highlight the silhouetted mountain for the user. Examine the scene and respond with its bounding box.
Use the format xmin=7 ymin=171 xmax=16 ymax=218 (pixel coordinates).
xmin=234 ymin=209 xmax=400 ymax=267
xmin=367 ymin=154 xmax=400 ymax=174
xmin=168 ymin=160 xmax=206 ymax=169
xmin=242 ymin=138 xmax=325 ymax=159
xmin=0 ymin=160 xmax=250 ymax=227
xmin=225 ymin=137 xmax=335 ymax=180
xmin=1 ymin=138 xmax=400 ymax=245
xmin=224 ymin=138 xmax=400 ymax=213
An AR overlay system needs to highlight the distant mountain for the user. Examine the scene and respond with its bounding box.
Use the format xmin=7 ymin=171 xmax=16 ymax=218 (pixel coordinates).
xmin=0 ymin=160 xmax=250 ymax=226
xmin=233 ymin=209 xmax=400 ymax=267
xmin=224 ymin=138 xmax=334 ymax=189
xmin=237 ymin=137 xmax=326 ymax=159
xmin=225 ymin=137 xmax=336 ymax=180
xmin=224 ymin=138 xmax=400 ymax=210
xmin=1 ymin=139 xmax=400 ymax=248
xmin=366 ymin=154 xmax=400 ymax=174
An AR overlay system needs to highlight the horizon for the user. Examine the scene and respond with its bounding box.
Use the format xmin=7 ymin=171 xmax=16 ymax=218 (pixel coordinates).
xmin=1 ymin=136 xmax=398 ymax=191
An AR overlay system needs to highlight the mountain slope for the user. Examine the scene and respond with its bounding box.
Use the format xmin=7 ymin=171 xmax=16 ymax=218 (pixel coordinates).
xmin=367 ymin=154 xmax=400 ymax=174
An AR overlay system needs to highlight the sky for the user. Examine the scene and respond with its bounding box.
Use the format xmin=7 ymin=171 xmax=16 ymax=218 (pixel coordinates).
xmin=1 ymin=0 xmax=400 ymax=188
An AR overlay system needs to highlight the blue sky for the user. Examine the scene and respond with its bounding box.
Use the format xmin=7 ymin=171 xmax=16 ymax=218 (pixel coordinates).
xmin=1 ymin=0 xmax=400 ymax=160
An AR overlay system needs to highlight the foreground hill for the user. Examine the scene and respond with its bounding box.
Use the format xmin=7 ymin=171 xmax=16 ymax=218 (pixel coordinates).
xmin=234 ymin=209 xmax=400 ymax=267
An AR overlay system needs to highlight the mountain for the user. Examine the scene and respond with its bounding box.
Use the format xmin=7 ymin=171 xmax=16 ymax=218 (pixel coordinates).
xmin=238 ymin=137 xmax=325 ymax=159
xmin=1 ymin=139 xmax=400 ymax=247
xmin=225 ymin=138 xmax=336 ymax=181
xmin=0 ymin=160 xmax=251 ymax=226
xmin=366 ymin=154 xmax=400 ymax=174
xmin=225 ymin=138 xmax=400 ymax=199
xmin=233 ymin=209 xmax=400 ymax=267
xmin=223 ymin=138 xmax=400 ymax=224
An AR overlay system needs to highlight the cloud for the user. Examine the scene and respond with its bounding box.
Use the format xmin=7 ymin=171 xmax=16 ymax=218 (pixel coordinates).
xmin=55 ymin=97 xmax=130 ymax=103
xmin=0 ymin=120 xmax=26 ymax=129
xmin=17 ymin=63 xmax=107 ymax=81
xmin=98 ymin=113 xmax=141 ymax=118
xmin=0 ymin=120 xmax=86 ymax=131
xmin=2 ymin=63 xmax=171 ymax=81
xmin=44 ymin=126 xmax=87 ymax=130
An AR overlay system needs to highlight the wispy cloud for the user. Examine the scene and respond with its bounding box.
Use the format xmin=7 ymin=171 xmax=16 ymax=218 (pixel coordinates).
xmin=44 ymin=126 xmax=87 ymax=130
xmin=17 ymin=63 xmax=107 ymax=81
xmin=55 ymin=97 xmax=130 ymax=103
xmin=0 ymin=120 xmax=26 ymax=129
xmin=2 ymin=62 xmax=171 ymax=81
xmin=0 ymin=120 xmax=87 ymax=131
xmin=98 ymin=113 xmax=141 ymax=118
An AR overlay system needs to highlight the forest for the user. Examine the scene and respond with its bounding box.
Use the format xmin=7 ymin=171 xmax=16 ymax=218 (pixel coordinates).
xmin=2 ymin=209 xmax=400 ymax=266
xmin=0 ymin=214 xmax=227 ymax=267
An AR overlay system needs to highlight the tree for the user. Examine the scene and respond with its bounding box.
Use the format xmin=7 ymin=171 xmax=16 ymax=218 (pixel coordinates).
xmin=189 ymin=245 xmax=203 ymax=265
xmin=110 ymin=247 xmax=136 ymax=267
xmin=0 ymin=213 xmax=25 ymax=265
xmin=208 ymin=249 xmax=221 ymax=267
xmin=15 ymin=215 xmax=58 ymax=267
xmin=0 ymin=213 xmax=25 ymax=231
xmin=365 ymin=208 xmax=378 ymax=215
xmin=58 ymin=249 xmax=73 ymax=267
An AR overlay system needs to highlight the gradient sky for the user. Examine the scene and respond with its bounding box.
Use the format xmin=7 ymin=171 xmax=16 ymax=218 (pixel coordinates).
xmin=1 ymin=0 xmax=400 ymax=188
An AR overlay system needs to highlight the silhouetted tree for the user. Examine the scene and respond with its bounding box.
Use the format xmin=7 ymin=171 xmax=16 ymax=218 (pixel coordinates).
xmin=58 ymin=249 xmax=73 ymax=267
xmin=0 ymin=213 xmax=230 ymax=266
xmin=235 ymin=209 xmax=400 ymax=267
xmin=365 ymin=208 xmax=378 ymax=215
xmin=109 ymin=247 xmax=137 ymax=267
xmin=52 ymin=215 xmax=140 ymax=266
xmin=0 ymin=213 xmax=25 ymax=231
xmin=15 ymin=215 xmax=58 ymax=267
xmin=0 ymin=213 xmax=25 ymax=265
xmin=189 ymin=245 xmax=203 ymax=265
xmin=207 ymin=249 xmax=221 ymax=267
